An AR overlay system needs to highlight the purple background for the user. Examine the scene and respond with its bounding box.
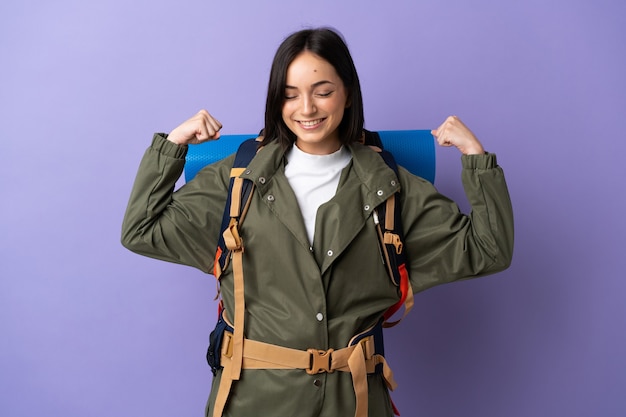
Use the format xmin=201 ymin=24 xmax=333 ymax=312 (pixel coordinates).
xmin=2 ymin=1 xmax=625 ymax=416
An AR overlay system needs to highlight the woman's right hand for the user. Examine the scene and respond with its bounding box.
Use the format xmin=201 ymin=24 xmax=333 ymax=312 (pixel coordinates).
xmin=167 ymin=110 xmax=223 ymax=145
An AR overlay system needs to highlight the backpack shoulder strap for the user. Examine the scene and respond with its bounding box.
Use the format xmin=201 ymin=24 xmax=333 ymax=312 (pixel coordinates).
xmin=213 ymin=137 xmax=261 ymax=280
xmin=211 ymin=136 xmax=264 ymax=393
xmin=369 ymin=147 xmax=415 ymax=328
xmin=361 ymin=129 xmax=384 ymax=148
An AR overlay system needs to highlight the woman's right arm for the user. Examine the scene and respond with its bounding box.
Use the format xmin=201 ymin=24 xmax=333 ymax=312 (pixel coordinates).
xmin=121 ymin=111 xmax=231 ymax=273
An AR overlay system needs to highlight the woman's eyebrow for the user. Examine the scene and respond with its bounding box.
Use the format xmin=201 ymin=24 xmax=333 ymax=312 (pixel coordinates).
xmin=285 ymin=80 xmax=336 ymax=89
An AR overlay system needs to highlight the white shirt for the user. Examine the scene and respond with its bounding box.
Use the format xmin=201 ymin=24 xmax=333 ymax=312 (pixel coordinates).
xmin=284 ymin=144 xmax=352 ymax=245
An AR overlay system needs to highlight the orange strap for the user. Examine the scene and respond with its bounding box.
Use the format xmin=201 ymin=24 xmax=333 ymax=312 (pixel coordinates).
xmin=385 ymin=194 xmax=395 ymax=230
xmin=213 ymin=178 xmax=248 ymax=417
xmin=383 ymin=268 xmax=414 ymax=328
xmin=212 ymin=231 xmax=245 ymax=416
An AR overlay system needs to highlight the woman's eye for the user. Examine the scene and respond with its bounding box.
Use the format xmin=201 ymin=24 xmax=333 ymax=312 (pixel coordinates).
xmin=316 ymin=91 xmax=333 ymax=97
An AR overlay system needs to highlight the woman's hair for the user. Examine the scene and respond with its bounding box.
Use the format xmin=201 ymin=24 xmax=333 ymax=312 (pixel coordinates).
xmin=261 ymin=27 xmax=364 ymax=149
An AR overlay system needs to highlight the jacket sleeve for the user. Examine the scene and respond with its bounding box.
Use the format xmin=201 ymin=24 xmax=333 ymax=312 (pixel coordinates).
xmin=121 ymin=134 xmax=233 ymax=273
xmin=400 ymin=153 xmax=514 ymax=293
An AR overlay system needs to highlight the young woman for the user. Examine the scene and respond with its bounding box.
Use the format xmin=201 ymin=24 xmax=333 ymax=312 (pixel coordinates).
xmin=122 ymin=28 xmax=514 ymax=417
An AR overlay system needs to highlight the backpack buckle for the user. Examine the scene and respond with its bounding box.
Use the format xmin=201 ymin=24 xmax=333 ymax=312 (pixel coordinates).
xmin=383 ymin=232 xmax=403 ymax=255
xmin=306 ymin=348 xmax=334 ymax=374
xmin=223 ymin=218 xmax=243 ymax=252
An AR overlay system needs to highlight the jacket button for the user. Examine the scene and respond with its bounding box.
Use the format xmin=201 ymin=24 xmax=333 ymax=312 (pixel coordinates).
xmin=326 ymin=250 xmax=333 ymax=257
xmin=313 ymin=379 xmax=322 ymax=387
xmin=259 ymin=176 xmax=266 ymax=184
xmin=377 ymin=190 xmax=384 ymax=196
xmin=390 ymin=180 xmax=397 ymax=186
xmin=267 ymin=195 xmax=275 ymax=202
xmin=364 ymin=205 xmax=370 ymax=211
xmin=316 ymin=313 xmax=324 ymax=321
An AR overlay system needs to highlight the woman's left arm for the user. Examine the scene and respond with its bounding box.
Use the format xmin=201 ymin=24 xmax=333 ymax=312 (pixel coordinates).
xmin=402 ymin=116 xmax=514 ymax=293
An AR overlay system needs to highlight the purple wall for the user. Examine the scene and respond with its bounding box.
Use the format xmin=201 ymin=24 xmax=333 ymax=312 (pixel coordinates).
xmin=2 ymin=1 xmax=625 ymax=416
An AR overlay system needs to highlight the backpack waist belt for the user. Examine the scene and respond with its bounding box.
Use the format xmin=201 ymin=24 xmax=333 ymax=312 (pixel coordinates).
xmin=213 ymin=330 xmax=397 ymax=417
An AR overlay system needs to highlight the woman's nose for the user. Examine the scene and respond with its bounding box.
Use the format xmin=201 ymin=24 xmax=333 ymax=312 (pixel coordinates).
xmin=301 ymin=96 xmax=316 ymax=115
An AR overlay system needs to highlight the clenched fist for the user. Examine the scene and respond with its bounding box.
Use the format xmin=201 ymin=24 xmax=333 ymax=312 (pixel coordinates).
xmin=167 ymin=110 xmax=223 ymax=145
xmin=431 ymin=116 xmax=485 ymax=155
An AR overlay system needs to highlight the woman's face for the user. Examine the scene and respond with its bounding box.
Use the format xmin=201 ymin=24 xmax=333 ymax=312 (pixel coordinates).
xmin=282 ymin=51 xmax=349 ymax=155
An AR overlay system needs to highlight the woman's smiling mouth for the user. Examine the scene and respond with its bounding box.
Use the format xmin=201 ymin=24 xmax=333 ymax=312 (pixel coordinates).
xmin=297 ymin=118 xmax=325 ymax=128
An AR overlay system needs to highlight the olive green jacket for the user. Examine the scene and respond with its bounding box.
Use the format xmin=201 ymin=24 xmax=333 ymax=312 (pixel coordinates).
xmin=122 ymin=134 xmax=514 ymax=417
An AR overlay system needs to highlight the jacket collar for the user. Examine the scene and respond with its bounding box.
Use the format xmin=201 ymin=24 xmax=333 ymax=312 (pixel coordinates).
xmin=241 ymin=141 xmax=400 ymax=200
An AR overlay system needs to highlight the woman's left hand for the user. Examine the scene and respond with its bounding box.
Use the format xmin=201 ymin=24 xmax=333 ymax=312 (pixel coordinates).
xmin=431 ymin=116 xmax=485 ymax=155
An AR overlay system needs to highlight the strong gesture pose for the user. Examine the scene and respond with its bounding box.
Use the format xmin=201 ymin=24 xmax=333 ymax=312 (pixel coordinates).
xmin=122 ymin=27 xmax=513 ymax=417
